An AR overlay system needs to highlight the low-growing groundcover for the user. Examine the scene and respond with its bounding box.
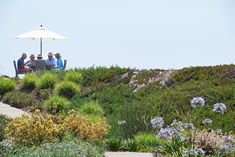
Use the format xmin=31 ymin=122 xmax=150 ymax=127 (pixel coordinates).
xmin=3 ymin=140 xmax=104 ymax=157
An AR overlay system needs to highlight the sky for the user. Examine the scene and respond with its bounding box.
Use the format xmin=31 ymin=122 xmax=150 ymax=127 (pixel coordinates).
xmin=0 ymin=0 xmax=235 ymax=77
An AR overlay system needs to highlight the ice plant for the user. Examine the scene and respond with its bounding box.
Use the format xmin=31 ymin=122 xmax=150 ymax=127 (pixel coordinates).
xmin=213 ymin=103 xmax=227 ymax=114
xmin=190 ymin=97 xmax=205 ymax=108
xmin=150 ymin=117 xmax=164 ymax=129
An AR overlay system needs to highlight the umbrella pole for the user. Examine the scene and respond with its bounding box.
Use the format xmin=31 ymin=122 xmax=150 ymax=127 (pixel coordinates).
xmin=40 ymin=38 xmax=42 ymax=56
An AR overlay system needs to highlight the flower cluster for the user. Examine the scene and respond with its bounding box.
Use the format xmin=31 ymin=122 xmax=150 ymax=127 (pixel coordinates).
xmin=150 ymin=117 xmax=164 ymax=129
xmin=213 ymin=103 xmax=227 ymax=114
xmin=183 ymin=148 xmax=206 ymax=157
xmin=211 ymin=129 xmax=223 ymax=135
xmin=190 ymin=97 xmax=205 ymax=108
xmin=155 ymin=119 xmax=194 ymax=140
xmin=158 ymin=127 xmax=181 ymax=139
xmin=117 ymin=120 xmax=126 ymax=126
xmin=202 ymin=118 xmax=213 ymax=125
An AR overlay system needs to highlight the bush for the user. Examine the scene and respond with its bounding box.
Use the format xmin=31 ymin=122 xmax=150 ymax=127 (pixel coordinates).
xmin=0 ymin=77 xmax=16 ymax=98
xmin=79 ymin=101 xmax=104 ymax=116
xmin=44 ymin=96 xmax=70 ymax=114
xmin=3 ymin=140 xmax=104 ymax=157
xmin=0 ymin=115 xmax=8 ymax=141
xmin=55 ymin=81 xmax=81 ymax=99
xmin=65 ymin=111 xmax=110 ymax=141
xmin=4 ymin=110 xmax=64 ymax=147
xmin=2 ymin=91 xmax=34 ymax=108
xmin=134 ymin=133 xmax=159 ymax=152
xmin=65 ymin=70 xmax=83 ymax=84
xmin=33 ymin=89 xmax=53 ymax=101
xmin=21 ymin=74 xmax=37 ymax=90
xmin=37 ymin=73 xmax=57 ymax=89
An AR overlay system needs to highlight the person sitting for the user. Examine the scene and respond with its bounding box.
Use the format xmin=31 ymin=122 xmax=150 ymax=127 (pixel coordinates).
xmin=17 ymin=53 xmax=31 ymax=73
xmin=28 ymin=54 xmax=36 ymax=71
xmin=46 ymin=52 xmax=55 ymax=70
xmin=54 ymin=53 xmax=64 ymax=69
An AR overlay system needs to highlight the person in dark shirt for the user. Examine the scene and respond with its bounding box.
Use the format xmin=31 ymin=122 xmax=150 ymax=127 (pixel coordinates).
xmin=17 ymin=53 xmax=31 ymax=73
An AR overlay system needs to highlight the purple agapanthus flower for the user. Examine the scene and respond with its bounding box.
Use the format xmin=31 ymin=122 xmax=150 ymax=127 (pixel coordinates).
xmin=190 ymin=97 xmax=205 ymax=108
xmin=213 ymin=103 xmax=227 ymax=114
xmin=150 ymin=117 xmax=164 ymax=129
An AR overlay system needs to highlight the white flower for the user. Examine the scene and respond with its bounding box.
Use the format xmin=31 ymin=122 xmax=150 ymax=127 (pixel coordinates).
xmin=213 ymin=103 xmax=227 ymax=114
xmin=189 ymin=149 xmax=198 ymax=156
xmin=150 ymin=117 xmax=164 ymax=129
xmin=190 ymin=97 xmax=205 ymax=108
xmin=117 ymin=120 xmax=126 ymax=125
xmin=202 ymin=118 xmax=213 ymax=125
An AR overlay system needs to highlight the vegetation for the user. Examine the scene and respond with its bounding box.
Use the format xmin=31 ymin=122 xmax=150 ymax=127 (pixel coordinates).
xmin=2 ymin=91 xmax=35 ymax=108
xmin=21 ymin=74 xmax=37 ymax=90
xmin=5 ymin=110 xmax=64 ymax=147
xmin=1 ymin=65 xmax=235 ymax=156
xmin=44 ymin=96 xmax=70 ymax=114
xmin=36 ymin=72 xmax=57 ymax=89
xmin=0 ymin=77 xmax=15 ymax=99
xmin=54 ymin=81 xmax=81 ymax=99
xmin=0 ymin=115 xmax=8 ymax=141
xmin=64 ymin=111 xmax=110 ymax=141
xmin=64 ymin=70 xmax=83 ymax=84
xmin=3 ymin=140 xmax=104 ymax=157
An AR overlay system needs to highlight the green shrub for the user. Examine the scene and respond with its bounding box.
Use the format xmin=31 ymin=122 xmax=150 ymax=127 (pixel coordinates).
xmin=21 ymin=74 xmax=37 ymax=90
xmin=2 ymin=91 xmax=34 ymax=108
xmin=134 ymin=133 xmax=159 ymax=152
xmin=0 ymin=115 xmax=8 ymax=141
xmin=79 ymin=101 xmax=104 ymax=116
xmin=33 ymin=89 xmax=53 ymax=101
xmin=3 ymin=140 xmax=104 ymax=157
xmin=65 ymin=70 xmax=83 ymax=84
xmin=55 ymin=81 xmax=81 ymax=99
xmin=44 ymin=96 xmax=70 ymax=114
xmin=0 ymin=77 xmax=16 ymax=98
xmin=75 ymin=66 xmax=131 ymax=86
xmin=37 ymin=73 xmax=57 ymax=89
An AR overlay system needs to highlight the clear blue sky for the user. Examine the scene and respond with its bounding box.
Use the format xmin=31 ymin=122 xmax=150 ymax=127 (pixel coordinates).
xmin=0 ymin=0 xmax=235 ymax=76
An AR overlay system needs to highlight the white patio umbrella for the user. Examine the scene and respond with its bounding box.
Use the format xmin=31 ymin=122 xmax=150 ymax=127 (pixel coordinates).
xmin=15 ymin=25 xmax=66 ymax=56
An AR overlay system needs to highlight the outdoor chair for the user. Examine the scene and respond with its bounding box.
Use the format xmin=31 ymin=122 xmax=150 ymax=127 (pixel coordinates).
xmin=63 ymin=59 xmax=67 ymax=70
xmin=13 ymin=60 xmax=24 ymax=77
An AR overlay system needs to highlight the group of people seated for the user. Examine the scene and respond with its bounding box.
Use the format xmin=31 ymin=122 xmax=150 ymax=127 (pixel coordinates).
xmin=17 ymin=52 xmax=64 ymax=73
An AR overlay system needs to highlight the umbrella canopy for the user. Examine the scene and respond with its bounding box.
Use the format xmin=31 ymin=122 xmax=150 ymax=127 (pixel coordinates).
xmin=15 ymin=25 xmax=66 ymax=56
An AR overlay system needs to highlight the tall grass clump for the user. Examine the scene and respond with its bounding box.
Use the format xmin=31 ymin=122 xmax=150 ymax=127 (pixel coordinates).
xmin=55 ymin=81 xmax=81 ymax=99
xmin=79 ymin=101 xmax=104 ymax=116
xmin=0 ymin=77 xmax=16 ymax=99
xmin=65 ymin=70 xmax=83 ymax=84
xmin=44 ymin=96 xmax=70 ymax=114
xmin=21 ymin=74 xmax=37 ymax=90
xmin=134 ymin=133 xmax=159 ymax=152
xmin=37 ymin=73 xmax=57 ymax=89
